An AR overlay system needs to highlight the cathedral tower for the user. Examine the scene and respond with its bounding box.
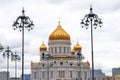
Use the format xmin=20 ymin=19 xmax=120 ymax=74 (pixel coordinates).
xmin=48 ymin=21 xmax=71 ymax=55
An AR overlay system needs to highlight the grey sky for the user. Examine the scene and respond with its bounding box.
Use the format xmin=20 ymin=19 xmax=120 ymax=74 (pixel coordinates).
xmin=0 ymin=0 xmax=120 ymax=77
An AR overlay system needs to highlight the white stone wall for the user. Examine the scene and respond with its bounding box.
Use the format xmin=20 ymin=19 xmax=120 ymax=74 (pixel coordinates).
xmin=31 ymin=60 xmax=90 ymax=80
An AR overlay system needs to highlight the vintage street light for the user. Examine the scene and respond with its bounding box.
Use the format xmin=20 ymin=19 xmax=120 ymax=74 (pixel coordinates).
xmin=80 ymin=6 xmax=103 ymax=80
xmin=77 ymin=51 xmax=84 ymax=80
xmin=0 ymin=43 xmax=4 ymax=52
xmin=3 ymin=46 xmax=13 ymax=80
xmin=11 ymin=52 xmax=21 ymax=80
xmin=13 ymin=8 xmax=34 ymax=80
xmin=45 ymin=54 xmax=51 ymax=80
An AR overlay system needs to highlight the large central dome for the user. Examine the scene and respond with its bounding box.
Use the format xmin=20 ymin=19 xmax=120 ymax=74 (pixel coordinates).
xmin=49 ymin=22 xmax=70 ymax=40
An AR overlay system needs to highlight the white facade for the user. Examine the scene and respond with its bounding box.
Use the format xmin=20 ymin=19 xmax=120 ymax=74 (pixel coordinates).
xmin=31 ymin=60 xmax=90 ymax=80
xmin=0 ymin=71 xmax=9 ymax=80
xmin=31 ymin=22 xmax=90 ymax=80
xmin=93 ymin=69 xmax=105 ymax=78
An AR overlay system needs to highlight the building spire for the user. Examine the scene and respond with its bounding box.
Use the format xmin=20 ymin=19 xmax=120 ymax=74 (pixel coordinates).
xmin=42 ymin=41 xmax=44 ymax=44
xmin=58 ymin=17 xmax=61 ymax=25
xmin=90 ymin=4 xmax=93 ymax=13
xmin=22 ymin=7 xmax=25 ymax=16
xmin=77 ymin=38 xmax=79 ymax=44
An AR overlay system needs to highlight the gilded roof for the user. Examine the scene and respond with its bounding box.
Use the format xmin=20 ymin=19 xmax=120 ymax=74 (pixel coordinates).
xmin=49 ymin=22 xmax=70 ymax=40
xmin=40 ymin=42 xmax=47 ymax=51
xmin=74 ymin=42 xmax=82 ymax=51
xmin=71 ymin=49 xmax=75 ymax=55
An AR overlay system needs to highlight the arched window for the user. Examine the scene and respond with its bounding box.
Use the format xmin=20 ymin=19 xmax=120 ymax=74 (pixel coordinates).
xmin=64 ymin=47 xmax=66 ymax=53
xmin=55 ymin=47 xmax=57 ymax=53
xmin=67 ymin=47 xmax=69 ymax=53
xmin=59 ymin=47 xmax=61 ymax=53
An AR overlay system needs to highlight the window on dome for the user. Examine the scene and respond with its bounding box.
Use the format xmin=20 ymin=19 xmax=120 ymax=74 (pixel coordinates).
xmin=67 ymin=47 xmax=70 ymax=53
xmin=55 ymin=47 xmax=57 ymax=53
xmin=59 ymin=47 xmax=61 ymax=53
xmin=64 ymin=47 xmax=66 ymax=53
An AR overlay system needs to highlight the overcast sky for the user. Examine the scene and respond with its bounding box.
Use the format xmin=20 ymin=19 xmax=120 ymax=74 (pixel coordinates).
xmin=0 ymin=0 xmax=120 ymax=77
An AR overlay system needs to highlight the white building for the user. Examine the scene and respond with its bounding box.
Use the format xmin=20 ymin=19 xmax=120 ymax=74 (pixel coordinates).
xmin=112 ymin=67 xmax=120 ymax=76
xmin=93 ymin=69 xmax=105 ymax=78
xmin=31 ymin=21 xmax=91 ymax=80
xmin=0 ymin=71 xmax=9 ymax=80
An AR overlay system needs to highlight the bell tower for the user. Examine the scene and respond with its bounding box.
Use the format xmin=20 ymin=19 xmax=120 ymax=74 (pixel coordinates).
xmin=39 ymin=42 xmax=47 ymax=60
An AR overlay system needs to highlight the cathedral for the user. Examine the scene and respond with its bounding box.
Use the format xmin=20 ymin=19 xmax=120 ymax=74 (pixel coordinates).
xmin=31 ymin=21 xmax=91 ymax=80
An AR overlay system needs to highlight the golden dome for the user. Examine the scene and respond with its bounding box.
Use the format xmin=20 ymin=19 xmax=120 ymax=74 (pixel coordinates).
xmin=71 ymin=49 xmax=75 ymax=55
xmin=74 ymin=42 xmax=82 ymax=51
xmin=49 ymin=21 xmax=70 ymax=40
xmin=40 ymin=42 xmax=47 ymax=51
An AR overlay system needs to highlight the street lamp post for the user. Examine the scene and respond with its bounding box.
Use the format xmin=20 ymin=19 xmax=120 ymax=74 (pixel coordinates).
xmin=45 ymin=54 xmax=51 ymax=80
xmin=80 ymin=6 xmax=103 ymax=80
xmin=3 ymin=46 xmax=13 ymax=80
xmin=77 ymin=51 xmax=84 ymax=80
xmin=11 ymin=52 xmax=21 ymax=80
xmin=47 ymin=58 xmax=49 ymax=80
xmin=0 ymin=43 xmax=4 ymax=52
xmin=13 ymin=8 xmax=34 ymax=80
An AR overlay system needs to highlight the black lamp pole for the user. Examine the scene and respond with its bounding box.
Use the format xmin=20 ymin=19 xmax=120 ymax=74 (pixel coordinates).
xmin=80 ymin=6 xmax=103 ymax=80
xmin=45 ymin=54 xmax=51 ymax=80
xmin=11 ymin=52 xmax=21 ymax=80
xmin=0 ymin=43 xmax=4 ymax=52
xmin=3 ymin=46 xmax=13 ymax=80
xmin=13 ymin=8 xmax=34 ymax=80
xmin=77 ymin=51 xmax=84 ymax=80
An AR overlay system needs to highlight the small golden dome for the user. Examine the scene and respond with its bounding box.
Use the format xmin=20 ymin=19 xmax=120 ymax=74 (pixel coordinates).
xmin=74 ymin=42 xmax=82 ymax=51
xmin=49 ymin=21 xmax=70 ymax=40
xmin=40 ymin=42 xmax=47 ymax=51
xmin=71 ymin=49 xmax=75 ymax=55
